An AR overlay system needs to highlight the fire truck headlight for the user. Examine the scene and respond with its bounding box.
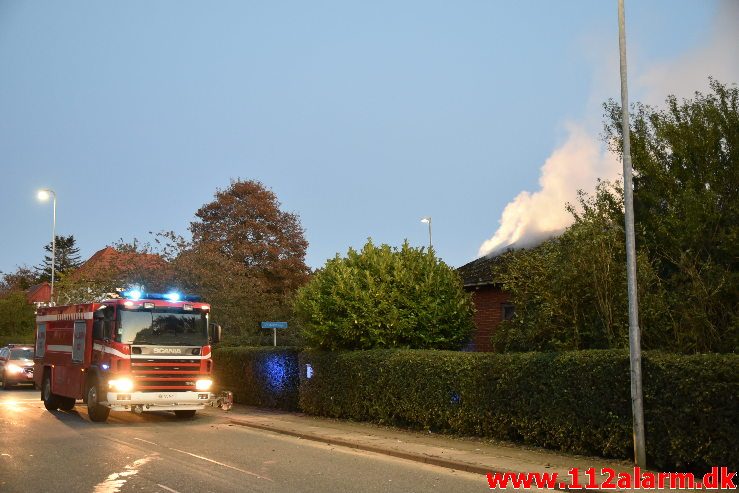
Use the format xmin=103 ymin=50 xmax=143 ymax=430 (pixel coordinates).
xmin=6 ymin=363 xmax=23 ymax=374
xmin=195 ymin=379 xmax=213 ymax=391
xmin=109 ymin=378 xmax=134 ymax=392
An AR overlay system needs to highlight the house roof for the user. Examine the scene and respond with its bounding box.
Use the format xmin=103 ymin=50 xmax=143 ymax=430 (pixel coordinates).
xmin=68 ymin=246 xmax=168 ymax=281
xmin=456 ymin=255 xmax=503 ymax=287
xmin=26 ymin=282 xmax=51 ymax=303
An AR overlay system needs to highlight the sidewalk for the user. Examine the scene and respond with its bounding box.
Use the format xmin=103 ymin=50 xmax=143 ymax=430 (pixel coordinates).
xmin=202 ymin=404 xmax=677 ymax=492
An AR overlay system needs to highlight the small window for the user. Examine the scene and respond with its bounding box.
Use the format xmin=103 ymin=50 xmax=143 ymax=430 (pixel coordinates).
xmin=501 ymin=303 xmax=515 ymax=321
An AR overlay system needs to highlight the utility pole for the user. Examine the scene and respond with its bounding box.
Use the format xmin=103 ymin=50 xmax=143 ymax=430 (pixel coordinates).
xmin=617 ymin=0 xmax=646 ymax=468
xmin=421 ymin=217 xmax=432 ymax=251
xmin=37 ymin=189 xmax=57 ymax=305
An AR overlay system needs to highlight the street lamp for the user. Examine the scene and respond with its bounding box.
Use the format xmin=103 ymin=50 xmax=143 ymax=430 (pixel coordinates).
xmin=37 ymin=189 xmax=57 ymax=305
xmin=617 ymin=0 xmax=646 ymax=467
xmin=420 ymin=217 xmax=432 ymax=251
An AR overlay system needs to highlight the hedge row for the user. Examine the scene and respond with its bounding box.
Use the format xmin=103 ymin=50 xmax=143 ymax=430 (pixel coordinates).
xmin=212 ymin=346 xmax=300 ymax=410
xmin=212 ymin=347 xmax=738 ymax=472
xmin=298 ymin=349 xmax=738 ymax=472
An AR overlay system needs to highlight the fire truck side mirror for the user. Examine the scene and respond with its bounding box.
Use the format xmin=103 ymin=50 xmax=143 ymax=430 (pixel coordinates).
xmin=209 ymin=323 xmax=222 ymax=345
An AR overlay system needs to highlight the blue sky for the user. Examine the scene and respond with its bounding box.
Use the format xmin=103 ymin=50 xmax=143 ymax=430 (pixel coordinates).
xmin=0 ymin=1 xmax=734 ymax=275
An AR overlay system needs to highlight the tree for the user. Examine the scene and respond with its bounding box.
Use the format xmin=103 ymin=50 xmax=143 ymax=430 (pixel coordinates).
xmin=603 ymin=78 xmax=739 ymax=352
xmin=294 ymin=239 xmax=475 ymax=350
xmin=34 ymin=235 xmax=82 ymax=282
xmin=0 ymin=291 xmax=36 ymax=345
xmin=0 ymin=268 xmax=37 ymax=345
xmin=492 ymin=79 xmax=737 ymax=353
xmin=491 ymin=182 xmax=671 ymax=352
xmin=190 ymin=180 xmax=310 ymax=295
xmin=0 ymin=266 xmax=38 ymax=295
xmin=163 ymin=180 xmax=310 ymax=344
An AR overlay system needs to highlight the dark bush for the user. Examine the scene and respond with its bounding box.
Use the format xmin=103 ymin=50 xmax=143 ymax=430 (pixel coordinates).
xmin=213 ymin=346 xmax=300 ymax=410
xmin=298 ymin=349 xmax=738 ymax=472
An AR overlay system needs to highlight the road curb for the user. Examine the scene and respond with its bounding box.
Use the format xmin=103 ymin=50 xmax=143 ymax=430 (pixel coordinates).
xmin=227 ymin=417 xmax=604 ymax=492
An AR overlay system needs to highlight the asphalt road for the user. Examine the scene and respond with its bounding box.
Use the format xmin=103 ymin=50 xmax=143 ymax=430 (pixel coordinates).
xmin=0 ymin=388 xmax=489 ymax=493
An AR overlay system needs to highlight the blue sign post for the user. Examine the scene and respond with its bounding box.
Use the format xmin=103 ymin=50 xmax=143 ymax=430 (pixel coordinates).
xmin=260 ymin=321 xmax=288 ymax=346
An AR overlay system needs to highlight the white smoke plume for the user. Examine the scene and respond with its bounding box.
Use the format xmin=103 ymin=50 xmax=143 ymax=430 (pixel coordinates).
xmin=478 ymin=123 xmax=620 ymax=256
xmin=478 ymin=0 xmax=739 ymax=258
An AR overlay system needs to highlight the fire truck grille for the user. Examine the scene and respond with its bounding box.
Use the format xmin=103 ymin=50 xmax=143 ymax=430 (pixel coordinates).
xmin=130 ymin=358 xmax=204 ymax=391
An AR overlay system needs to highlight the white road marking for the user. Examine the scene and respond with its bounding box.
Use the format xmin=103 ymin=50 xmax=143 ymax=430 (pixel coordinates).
xmin=156 ymin=484 xmax=181 ymax=493
xmin=132 ymin=436 xmax=271 ymax=481
xmin=92 ymin=454 xmax=159 ymax=493
xmin=169 ymin=447 xmax=272 ymax=481
xmin=133 ymin=437 xmax=158 ymax=446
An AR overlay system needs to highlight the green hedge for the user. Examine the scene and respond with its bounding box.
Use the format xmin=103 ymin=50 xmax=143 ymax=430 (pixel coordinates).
xmin=213 ymin=347 xmax=300 ymax=410
xmin=298 ymin=349 xmax=738 ymax=472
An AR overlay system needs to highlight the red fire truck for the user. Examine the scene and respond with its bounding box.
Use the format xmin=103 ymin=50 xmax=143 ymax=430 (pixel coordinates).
xmin=33 ymin=290 xmax=224 ymax=422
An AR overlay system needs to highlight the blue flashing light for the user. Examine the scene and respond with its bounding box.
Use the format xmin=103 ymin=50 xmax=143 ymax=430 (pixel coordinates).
xmin=264 ymin=355 xmax=290 ymax=391
xmin=165 ymin=292 xmax=181 ymax=302
xmin=125 ymin=290 xmax=142 ymax=301
xmin=101 ymin=364 xmax=110 ymax=371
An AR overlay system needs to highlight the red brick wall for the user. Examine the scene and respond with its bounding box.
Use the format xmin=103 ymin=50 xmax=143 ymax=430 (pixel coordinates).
xmin=26 ymin=283 xmax=51 ymax=303
xmin=467 ymin=285 xmax=510 ymax=352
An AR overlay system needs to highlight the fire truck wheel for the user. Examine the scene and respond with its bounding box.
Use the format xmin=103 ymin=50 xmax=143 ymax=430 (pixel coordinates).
xmin=42 ymin=373 xmax=60 ymax=411
xmin=174 ymin=410 xmax=197 ymax=419
xmin=86 ymin=380 xmax=110 ymax=423
xmin=58 ymin=397 xmax=76 ymax=411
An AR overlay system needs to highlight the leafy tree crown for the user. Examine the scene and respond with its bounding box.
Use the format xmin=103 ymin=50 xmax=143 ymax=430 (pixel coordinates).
xmin=295 ymin=239 xmax=475 ymax=350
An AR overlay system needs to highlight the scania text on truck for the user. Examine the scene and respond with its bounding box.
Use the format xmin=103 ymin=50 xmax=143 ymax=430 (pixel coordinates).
xmin=33 ymin=291 xmax=223 ymax=422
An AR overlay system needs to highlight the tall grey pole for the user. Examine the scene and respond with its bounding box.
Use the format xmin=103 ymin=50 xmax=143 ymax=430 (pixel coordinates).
xmin=427 ymin=217 xmax=432 ymax=251
xmin=421 ymin=217 xmax=433 ymax=251
xmin=50 ymin=191 xmax=57 ymax=305
xmin=618 ymin=0 xmax=646 ymax=467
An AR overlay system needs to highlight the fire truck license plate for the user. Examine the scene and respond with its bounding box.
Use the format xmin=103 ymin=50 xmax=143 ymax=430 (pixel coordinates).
xmin=158 ymin=394 xmax=175 ymax=399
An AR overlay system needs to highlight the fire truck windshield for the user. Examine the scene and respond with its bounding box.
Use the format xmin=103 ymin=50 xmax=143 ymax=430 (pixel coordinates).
xmin=116 ymin=308 xmax=208 ymax=346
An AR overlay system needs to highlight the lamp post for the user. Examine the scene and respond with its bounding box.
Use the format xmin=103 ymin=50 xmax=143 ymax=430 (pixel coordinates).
xmin=37 ymin=189 xmax=57 ymax=305
xmin=420 ymin=217 xmax=432 ymax=251
xmin=617 ymin=0 xmax=646 ymax=467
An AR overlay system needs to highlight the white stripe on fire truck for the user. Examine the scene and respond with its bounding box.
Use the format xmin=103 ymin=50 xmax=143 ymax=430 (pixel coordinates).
xmin=36 ymin=312 xmax=94 ymax=322
xmin=129 ymin=354 xmax=211 ymax=360
xmin=47 ymin=345 xmax=73 ymax=352
xmin=88 ymin=344 xmax=212 ymax=359
xmin=92 ymin=343 xmax=129 ymax=359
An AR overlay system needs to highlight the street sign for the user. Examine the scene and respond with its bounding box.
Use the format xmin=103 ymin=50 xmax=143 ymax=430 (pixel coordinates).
xmin=260 ymin=321 xmax=288 ymax=329
xmin=260 ymin=321 xmax=288 ymax=346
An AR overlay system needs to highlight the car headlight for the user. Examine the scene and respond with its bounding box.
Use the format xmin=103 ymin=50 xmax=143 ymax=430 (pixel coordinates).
xmin=6 ymin=363 xmax=23 ymax=374
xmin=108 ymin=378 xmax=134 ymax=392
xmin=195 ymin=379 xmax=212 ymax=391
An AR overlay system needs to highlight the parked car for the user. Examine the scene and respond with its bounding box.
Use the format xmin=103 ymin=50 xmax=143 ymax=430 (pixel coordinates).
xmin=0 ymin=345 xmax=36 ymax=389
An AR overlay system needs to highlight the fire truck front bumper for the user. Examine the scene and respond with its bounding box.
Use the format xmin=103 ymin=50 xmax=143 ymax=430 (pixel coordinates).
xmin=104 ymin=391 xmax=216 ymax=412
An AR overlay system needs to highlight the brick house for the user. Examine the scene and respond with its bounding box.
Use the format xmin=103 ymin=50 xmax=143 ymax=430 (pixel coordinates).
xmin=68 ymin=246 xmax=168 ymax=282
xmin=457 ymin=256 xmax=513 ymax=352
xmin=26 ymin=246 xmax=169 ymax=305
xmin=26 ymin=282 xmax=51 ymax=305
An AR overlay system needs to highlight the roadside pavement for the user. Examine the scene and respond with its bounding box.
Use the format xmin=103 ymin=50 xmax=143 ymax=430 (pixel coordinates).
xmin=202 ymin=404 xmax=684 ymax=492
